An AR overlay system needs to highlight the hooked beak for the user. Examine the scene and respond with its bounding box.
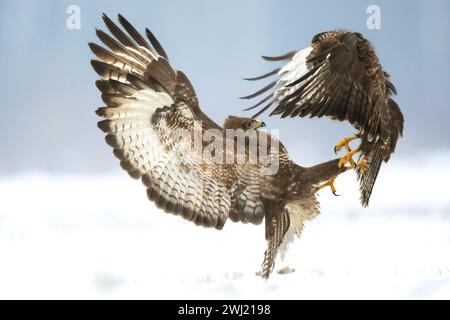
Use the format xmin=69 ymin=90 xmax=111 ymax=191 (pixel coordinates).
xmin=250 ymin=119 xmax=266 ymax=129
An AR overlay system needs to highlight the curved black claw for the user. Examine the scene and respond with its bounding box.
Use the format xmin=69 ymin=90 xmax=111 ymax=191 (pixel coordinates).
xmin=334 ymin=146 xmax=338 ymax=155
xmin=332 ymin=191 xmax=340 ymax=197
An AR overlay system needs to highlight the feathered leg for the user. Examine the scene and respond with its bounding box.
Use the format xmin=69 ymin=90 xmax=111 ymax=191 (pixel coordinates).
xmin=317 ymin=155 xmax=367 ymax=195
xmin=310 ymin=158 xmax=347 ymax=196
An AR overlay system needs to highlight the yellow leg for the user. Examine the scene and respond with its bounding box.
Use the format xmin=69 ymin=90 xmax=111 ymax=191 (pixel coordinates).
xmin=319 ymin=150 xmax=366 ymax=197
xmin=338 ymin=147 xmax=361 ymax=168
xmin=334 ymin=135 xmax=359 ymax=154
xmin=318 ymin=176 xmax=339 ymax=196
xmin=355 ymin=156 xmax=368 ymax=173
xmin=343 ymin=155 xmax=368 ymax=172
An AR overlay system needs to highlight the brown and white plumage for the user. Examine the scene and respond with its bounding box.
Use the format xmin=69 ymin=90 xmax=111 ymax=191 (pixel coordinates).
xmin=243 ymin=30 xmax=404 ymax=206
xmin=91 ymin=15 xmax=348 ymax=278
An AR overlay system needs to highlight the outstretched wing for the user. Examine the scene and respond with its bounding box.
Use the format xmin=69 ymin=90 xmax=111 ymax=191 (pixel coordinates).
xmin=244 ymin=31 xmax=394 ymax=140
xmin=243 ymin=31 xmax=404 ymax=206
xmin=90 ymin=14 xmax=229 ymax=229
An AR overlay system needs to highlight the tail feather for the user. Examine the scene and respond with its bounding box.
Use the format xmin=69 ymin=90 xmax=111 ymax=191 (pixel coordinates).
xmin=358 ymin=142 xmax=383 ymax=207
xmin=259 ymin=212 xmax=290 ymax=279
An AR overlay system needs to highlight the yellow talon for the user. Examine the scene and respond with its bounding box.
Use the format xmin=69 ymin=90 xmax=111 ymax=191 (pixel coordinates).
xmin=334 ymin=135 xmax=359 ymax=154
xmin=338 ymin=148 xmax=358 ymax=168
xmin=344 ymin=155 xmax=368 ymax=173
xmin=356 ymin=156 xmax=368 ymax=173
xmin=318 ymin=176 xmax=339 ymax=196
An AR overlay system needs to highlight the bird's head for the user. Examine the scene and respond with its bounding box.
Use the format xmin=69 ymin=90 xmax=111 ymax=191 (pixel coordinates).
xmin=223 ymin=116 xmax=266 ymax=130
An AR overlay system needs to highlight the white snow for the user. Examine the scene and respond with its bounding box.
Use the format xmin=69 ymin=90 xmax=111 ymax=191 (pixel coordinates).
xmin=0 ymin=153 xmax=450 ymax=299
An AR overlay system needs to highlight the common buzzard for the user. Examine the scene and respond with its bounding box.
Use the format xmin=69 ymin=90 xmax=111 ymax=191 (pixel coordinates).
xmin=243 ymin=30 xmax=404 ymax=206
xmin=90 ymin=15 xmax=355 ymax=278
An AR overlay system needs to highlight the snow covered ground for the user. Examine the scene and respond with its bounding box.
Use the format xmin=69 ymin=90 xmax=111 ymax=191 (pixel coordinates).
xmin=1 ymin=153 xmax=450 ymax=299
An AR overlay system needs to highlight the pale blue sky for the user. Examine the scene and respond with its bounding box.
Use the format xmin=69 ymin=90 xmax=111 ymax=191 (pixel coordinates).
xmin=0 ymin=0 xmax=449 ymax=174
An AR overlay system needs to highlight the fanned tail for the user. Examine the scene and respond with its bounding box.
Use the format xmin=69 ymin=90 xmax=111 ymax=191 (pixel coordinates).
xmin=259 ymin=212 xmax=290 ymax=279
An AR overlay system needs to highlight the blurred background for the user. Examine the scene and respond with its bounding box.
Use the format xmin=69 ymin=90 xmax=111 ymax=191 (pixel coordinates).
xmin=0 ymin=0 xmax=449 ymax=299
xmin=0 ymin=0 xmax=449 ymax=174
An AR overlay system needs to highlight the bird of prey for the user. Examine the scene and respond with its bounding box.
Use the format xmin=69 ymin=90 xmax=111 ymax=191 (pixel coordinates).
xmin=242 ymin=30 xmax=404 ymax=206
xmin=90 ymin=15 xmax=351 ymax=278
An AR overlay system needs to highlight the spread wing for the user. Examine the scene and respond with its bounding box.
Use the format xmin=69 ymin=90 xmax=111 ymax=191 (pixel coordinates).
xmin=243 ymin=31 xmax=404 ymax=207
xmin=244 ymin=31 xmax=395 ymax=141
xmin=90 ymin=14 xmax=229 ymax=229
xmin=91 ymin=14 xmax=285 ymax=230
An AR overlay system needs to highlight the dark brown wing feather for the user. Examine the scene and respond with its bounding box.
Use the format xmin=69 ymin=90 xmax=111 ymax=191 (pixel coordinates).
xmin=243 ymin=31 xmax=404 ymax=206
xmin=261 ymin=51 xmax=297 ymax=61
xmin=276 ymin=32 xmax=388 ymax=140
